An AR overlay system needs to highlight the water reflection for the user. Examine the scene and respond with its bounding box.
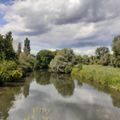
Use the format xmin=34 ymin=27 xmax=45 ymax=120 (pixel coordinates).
xmin=23 ymin=73 xmax=34 ymax=98
xmin=50 ymin=73 xmax=75 ymax=97
xmin=35 ymin=71 xmax=51 ymax=85
xmin=72 ymin=74 xmax=120 ymax=108
xmin=0 ymin=86 xmax=22 ymax=120
xmin=0 ymin=72 xmax=120 ymax=120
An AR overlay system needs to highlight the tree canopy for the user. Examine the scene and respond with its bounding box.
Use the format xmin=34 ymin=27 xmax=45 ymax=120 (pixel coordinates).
xmin=24 ymin=38 xmax=31 ymax=55
xmin=50 ymin=48 xmax=75 ymax=73
xmin=34 ymin=50 xmax=55 ymax=70
xmin=0 ymin=32 xmax=16 ymax=60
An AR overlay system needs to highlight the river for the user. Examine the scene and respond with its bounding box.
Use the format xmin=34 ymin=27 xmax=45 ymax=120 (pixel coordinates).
xmin=0 ymin=71 xmax=120 ymax=120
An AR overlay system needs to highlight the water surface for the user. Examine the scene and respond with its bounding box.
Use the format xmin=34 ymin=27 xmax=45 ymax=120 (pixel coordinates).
xmin=0 ymin=72 xmax=120 ymax=120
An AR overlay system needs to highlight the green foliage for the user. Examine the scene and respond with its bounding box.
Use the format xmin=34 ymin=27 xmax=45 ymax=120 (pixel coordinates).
xmin=95 ymin=47 xmax=110 ymax=59
xmin=34 ymin=50 xmax=55 ymax=70
xmin=112 ymin=36 xmax=120 ymax=67
xmin=72 ymin=65 xmax=120 ymax=91
xmin=19 ymin=53 xmax=35 ymax=73
xmin=99 ymin=53 xmax=111 ymax=66
xmin=50 ymin=48 xmax=75 ymax=73
xmin=82 ymin=55 xmax=90 ymax=65
xmin=24 ymin=38 xmax=31 ymax=55
xmin=71 ymin=64 xmax=82 ymax=75
xmin=89 ymin=56 xmax=98 ymax=65
xmin=112 ymin=35 xmax=120 ymax=57
xmin=0 ymin=61 xmax=23 ymax=85
xmin=65 ymin=64 xmax=73 ymax=74
xmin=0 ymin=32 xmax=16 ymax=60
xmin=74 ymin=55 xmax=82 ymax=65
xmin=17 ymin=42 xmax=22 ymax=56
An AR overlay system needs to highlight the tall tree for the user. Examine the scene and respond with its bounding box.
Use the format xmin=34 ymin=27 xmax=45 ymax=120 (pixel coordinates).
xmin=95 ymin=47 xmax=110 ymax=59
xmin=112 ymin=35 xmax=120 ymax=57
xmin=24 ymin=38 xmax=30 ymax=55
xmin=0 ymin=34 xmax=5 ymax=60
xmin=112 ymin=35 xmax=120 ymax=67
xmin=4 ymin=32 xmax=16 ymax=60
xmin=17 ymin=42 xmax=22 ymax=56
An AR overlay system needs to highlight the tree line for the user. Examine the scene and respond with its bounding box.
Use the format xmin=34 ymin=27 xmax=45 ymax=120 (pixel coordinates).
xmin=0 ymin=31 xmax=120 ymax=85
xmin=34 ymin=35 xmax=120 ymax=73
xmin=0 ymin=32 xmax=34 ymax=85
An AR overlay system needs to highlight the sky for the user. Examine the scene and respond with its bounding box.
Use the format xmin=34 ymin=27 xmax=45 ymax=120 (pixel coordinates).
xmin=0 ymin=0 xmax=120 ymax=55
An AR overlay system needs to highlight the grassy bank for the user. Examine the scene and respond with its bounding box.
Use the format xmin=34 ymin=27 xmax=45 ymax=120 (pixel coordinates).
xmin=72 ymin=65 xmax=120 ymax=91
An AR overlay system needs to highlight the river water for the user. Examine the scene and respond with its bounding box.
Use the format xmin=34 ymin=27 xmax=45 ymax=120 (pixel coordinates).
xmin=0 ymin=71 xmax=120 ymax=120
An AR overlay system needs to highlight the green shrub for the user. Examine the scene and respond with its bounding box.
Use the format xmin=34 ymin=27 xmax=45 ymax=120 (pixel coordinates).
xmin=65 ymin=64 xmax=73 ymax=74
xmin=34 ymin=50 xmax=55 ymax=70
xmin=50 ymin=48 xmax=75 ymax=73
xmin=0 ymin=61 xmax=24 ymax=85
xmin=71 ymin=64 xmax=82 ymax=75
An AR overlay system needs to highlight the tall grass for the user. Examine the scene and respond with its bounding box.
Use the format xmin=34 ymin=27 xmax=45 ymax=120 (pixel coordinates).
xmin=72 ymin=65 xmax=120 ymax=91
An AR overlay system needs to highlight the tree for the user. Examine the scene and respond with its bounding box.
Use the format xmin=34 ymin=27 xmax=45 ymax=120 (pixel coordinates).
xmin=74 ymin=55 xmax=82 ymax=65
xmin=24 ymin=38 xmax=30 ymax=55
xmin=0 ymin=34 xmax=5 ymax=60
xmin=100 ymin=53 xmax=111 ymax=66
xmin=49 ymin=48 xmax=75 ymax=73
xmin=17 ymin=42 xmax=22 ymax=56
xmin=34 ymin=50 xmax=55 ymax=70
xmin=89 ymin=56 xmax=98 ymax=64
xmin=95 ymin=47 xmax=110 ymax=59
xmin=0 ymin=32 xmax=16 ymax=60
xmin=82 ymin=55 xmax=90 ymax=65
xmin=112 ymin=35 xmax=120 ymax=67
xmin=112 ymin=35 xmax=120 ymax=57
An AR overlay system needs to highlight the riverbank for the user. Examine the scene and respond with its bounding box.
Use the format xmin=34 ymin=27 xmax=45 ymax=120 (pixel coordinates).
xmin=0 ymin=60 xmax=33 ymax=86
xmin=72 ymin=65 xmax=120 ymax=91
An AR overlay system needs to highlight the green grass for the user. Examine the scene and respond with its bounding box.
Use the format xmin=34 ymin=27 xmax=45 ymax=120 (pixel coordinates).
xmin=72 ymin=65 xmax=120 ymax=91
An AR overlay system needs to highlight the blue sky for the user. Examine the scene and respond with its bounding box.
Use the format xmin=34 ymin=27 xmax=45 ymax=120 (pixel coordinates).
xmin=0 ymin=0 xmax=120 ymax=55
xmin=0 ymin=15 xmax=5 ymax=25
xmin=0 ymin=0 xmax=12 ymax=4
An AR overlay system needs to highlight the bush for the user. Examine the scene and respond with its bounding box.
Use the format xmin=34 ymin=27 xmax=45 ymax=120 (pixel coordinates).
xmin=50 ymin=48 xmax=75 ymax=73
xmin=34 ymin=50 xmax=55 ymax=70
xmin=71 ymin=64 xmax=82 ymax=75
xmin=0 ymin=61 xmax=24 ymax=85
xmin=65 ymin=64 xmax=73 ymax=74
xmin=18 ymin=53 xmax=35 ymax=73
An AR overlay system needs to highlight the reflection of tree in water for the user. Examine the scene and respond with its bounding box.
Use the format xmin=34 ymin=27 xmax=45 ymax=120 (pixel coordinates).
xmin=35 ymin=71 xmax=51 ymax=85
xmin=76 ymin=80 xmax=83 ymax=87
xmin=23 ymin=73 xmax=34 ymax=98
xmin=111 ymin=91 xmax=120 ymax=108
xmin=0 ymin=86 xmax=22 ymax=120
xmin=50 ymin=73 xmax=75 ymax=97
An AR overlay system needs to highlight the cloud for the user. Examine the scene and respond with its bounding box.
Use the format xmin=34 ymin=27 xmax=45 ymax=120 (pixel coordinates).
xmin=0 ymin=0 xmax=120 ymax=54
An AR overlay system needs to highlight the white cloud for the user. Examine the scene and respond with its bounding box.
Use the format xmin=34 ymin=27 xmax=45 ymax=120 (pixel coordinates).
xmin=0 ymin=0 xmax=120 ymax=55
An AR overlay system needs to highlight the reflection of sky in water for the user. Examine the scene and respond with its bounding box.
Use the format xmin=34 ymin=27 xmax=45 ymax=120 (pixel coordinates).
xmin=6 ymin=76 xmax=120 ymax=120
